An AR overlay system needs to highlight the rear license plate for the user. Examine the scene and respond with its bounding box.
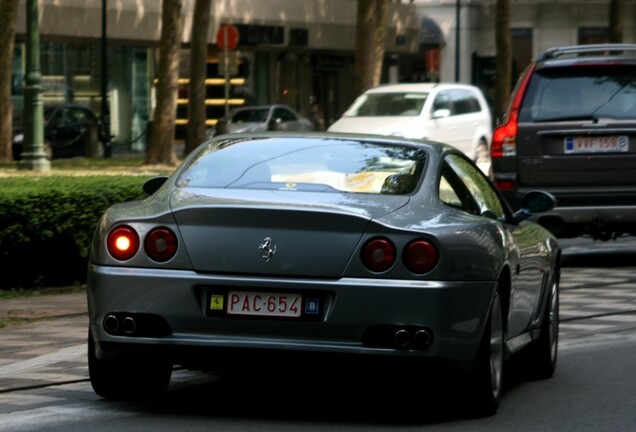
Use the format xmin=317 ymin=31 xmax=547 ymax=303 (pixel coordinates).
xmin=564 ymin=136 xmax=629 ymax=154
xmin=227 ymin=290 xmax=302 ymax=317
xmin=207 ymin=289 xmax=324 ymax=321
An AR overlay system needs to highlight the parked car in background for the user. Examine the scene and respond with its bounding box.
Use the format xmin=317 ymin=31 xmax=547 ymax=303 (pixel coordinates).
xmin=12 ymin=104 xmax=102 ymax=160
xmin=327 ymin=83 xmax=493 ymax=176
xmin=207 ymin=104 xmax=314 ymax=138
xmin=490 ymin=44 xmax=636 ymax=241
xmin=87 ymin=131 xmax=560 ymax=416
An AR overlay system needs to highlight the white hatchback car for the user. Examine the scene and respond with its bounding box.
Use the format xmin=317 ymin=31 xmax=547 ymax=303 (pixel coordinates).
xmin=328 ymin=83 xmax=493 ymax=175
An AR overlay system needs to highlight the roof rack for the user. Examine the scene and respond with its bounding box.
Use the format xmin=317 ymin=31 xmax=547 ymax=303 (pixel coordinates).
xmin=539 ymin=43 xmax=636 ymax=61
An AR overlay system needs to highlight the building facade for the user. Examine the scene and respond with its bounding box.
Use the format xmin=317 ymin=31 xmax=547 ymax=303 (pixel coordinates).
xmin=14 ymin=0 xmax=632 ymax=154
xmin=11 ymin=0 xmax=421 ymax=153
xmin=414 ymin=0 xmax=636 ymax=108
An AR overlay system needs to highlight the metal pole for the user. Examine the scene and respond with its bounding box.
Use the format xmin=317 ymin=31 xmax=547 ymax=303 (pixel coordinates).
xmin=455 ymin=0 xmax=460 ymax=82
xmin=101 ymin=0 xmax=112 ymax=157
xmin=18 ymin=0 xmax=50 ymax=171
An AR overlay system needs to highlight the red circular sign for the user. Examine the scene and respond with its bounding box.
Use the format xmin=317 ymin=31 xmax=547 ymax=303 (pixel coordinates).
xmin=217 ymin=24 xmax=239 ymax=50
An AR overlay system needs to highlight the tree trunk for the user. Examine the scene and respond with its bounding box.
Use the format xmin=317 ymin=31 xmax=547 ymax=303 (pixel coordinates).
xmin=145 ymin=0 xmax=183 ymax=166
xmin=0 ymin=0 xmax=20 ymax=163
xmin=609 ymin=0 xmax=624 ymax=43
xmin=184 ymin=0 xmax=212 ymax=157
xmin=353 ymin=0 xmax=388 ymax=98
xmin=494 ymin=0 xmax=512 ymax=121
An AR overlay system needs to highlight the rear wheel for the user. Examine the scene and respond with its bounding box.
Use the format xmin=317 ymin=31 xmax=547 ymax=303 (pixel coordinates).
xmin=469 ymin=290 xmax=504 ymax=417
xmin=525 ymin=274 xmax=559 ymax=379
xmin=88 ymin=329 xmax=172 ymax=401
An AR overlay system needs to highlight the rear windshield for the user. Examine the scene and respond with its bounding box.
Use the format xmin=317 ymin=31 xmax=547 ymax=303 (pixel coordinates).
xmin=343 ymin=92 xmax=428 ymax=117
xmin=231 ymin=108 xmax=269 ymax=123
xmin=519 ymin=64 xmax=636 ymax=122
xmin=177 ymin=137 xmax=426 ymax=195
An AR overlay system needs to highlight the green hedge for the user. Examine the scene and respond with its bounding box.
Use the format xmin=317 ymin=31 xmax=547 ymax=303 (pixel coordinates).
xmin=0 ymin=175 xmax=153 ymax=289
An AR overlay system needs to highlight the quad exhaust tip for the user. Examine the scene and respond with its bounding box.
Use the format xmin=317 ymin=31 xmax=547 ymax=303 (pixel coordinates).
xmin=102 ymin=312 xmax=173 ymax=337
xmin=394 ymin=329 xmax=412 ymax=347
xmin=102 ymin=314 xmax=137 ymax=334
xmin=393 ymin=327 xmax=433 ymax=350
xmin=103 ymin=314 xmax=119 ymax=332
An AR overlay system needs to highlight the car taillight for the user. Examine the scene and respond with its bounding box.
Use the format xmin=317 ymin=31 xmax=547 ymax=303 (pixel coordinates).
xmin=403 ymin=239 xmax=438 ymax=274
xmin=144 ymin=227 xmax=178 ymax=262
xmin=107 ymin=225 xmax=140 ymax=261
xmin=495 ymin=179 xmax=515 ymax=191
xmin=491 ymin=111 xmax=518 ymax=158
xmin=361 ymin=237 xmax=396 ymax=272
xmin=491 ymin=63 xmax=535 ymax=159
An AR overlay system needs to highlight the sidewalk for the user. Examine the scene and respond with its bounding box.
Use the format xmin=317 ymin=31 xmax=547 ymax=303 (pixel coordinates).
xmin=0 ymin=289 xmax=89 ymax=392
xmin=0 ymin=290 xmax=87 ymax=324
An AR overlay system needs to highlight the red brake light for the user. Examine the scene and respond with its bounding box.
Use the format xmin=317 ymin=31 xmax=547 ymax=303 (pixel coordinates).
xmin=144 ymin=227 xmax=178 ymax=262
xmin=491 ymin=63 xmax=535 ymax=159
xmin=361 ymin=237 xmax=396 ymax=272
xmin=491 ymin=113 xmax=518 ymax=158
xmin=403 ymin=239 xmax=438 ymax=274
xmin=107 ymin=225 xmax=140 ymax=261
xmin=495 ymin=179 xmax=515 ymax=191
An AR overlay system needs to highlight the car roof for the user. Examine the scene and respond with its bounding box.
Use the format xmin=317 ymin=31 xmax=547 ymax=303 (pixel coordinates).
xmin=362 ymin=82 xmax=481 ymax=94
xmin=233 ymin=104 xmax=292 ymax=111
xmin=537 ymin=43 xmax=636 ymax=62
xmin=210 ymin=130 xmax=453 ymax=154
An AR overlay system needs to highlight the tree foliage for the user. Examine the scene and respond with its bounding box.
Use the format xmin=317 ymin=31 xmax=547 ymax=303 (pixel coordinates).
xmin=609 ymin=0 xmax=624 ymax=43
xmin=185 ymin=0 xmax=212 ymax=157
xmin=145 ymin=0 xmax=183 ymax=166
xmin=494 ymin=0 xmax=512 ymax=119
xmin=353 ymin=0 xmax=389 ymax=98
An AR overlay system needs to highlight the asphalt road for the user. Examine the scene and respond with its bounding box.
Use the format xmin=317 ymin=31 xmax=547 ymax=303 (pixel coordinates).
xmin=0 ymin=236 xmax=634 ymax=431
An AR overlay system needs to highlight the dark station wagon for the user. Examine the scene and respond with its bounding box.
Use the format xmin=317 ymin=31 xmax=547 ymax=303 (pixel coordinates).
xmin=490 ymin=44 xmax=636 ymax=240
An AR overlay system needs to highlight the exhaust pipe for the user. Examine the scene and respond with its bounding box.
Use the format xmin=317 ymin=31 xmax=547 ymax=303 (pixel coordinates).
xmin=103 ymin=315 xmax=119 ymax=333
xmin=121 ymin=316 xmax=136 ymax=334
xmin=414 ymin=329 xmax=432 ymax=350
xmin=393 ymin=329 xmax=411 ymax=348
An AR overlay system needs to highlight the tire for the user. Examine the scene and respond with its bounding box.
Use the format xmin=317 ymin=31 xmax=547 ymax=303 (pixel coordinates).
xmin=88 ymin=330 xmax=172 ymax=401
xmin=525 ymin=274 xmax=559 ymax=380
xmin=469 ymin=290 xmax=504 ymax=417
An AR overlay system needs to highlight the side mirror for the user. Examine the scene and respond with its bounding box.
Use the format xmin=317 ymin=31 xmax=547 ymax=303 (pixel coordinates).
xmin=143 ymin=176 xmax=168 ymax=196
xmin=512 ymin=190 xmax=557 ymax=222
xmin=432 ymin=109 xmax=451 ymax=119
xmin=267 ymin=117 xmax=283 ymax=131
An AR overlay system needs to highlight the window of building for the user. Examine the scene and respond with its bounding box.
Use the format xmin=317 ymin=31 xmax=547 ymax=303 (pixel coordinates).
xmin=578 ymin=27 xmax=609 ymax=44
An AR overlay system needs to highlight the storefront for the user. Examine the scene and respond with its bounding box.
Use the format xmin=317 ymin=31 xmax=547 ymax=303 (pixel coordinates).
xmin=11 ymin=0 xmax=420 ymax=153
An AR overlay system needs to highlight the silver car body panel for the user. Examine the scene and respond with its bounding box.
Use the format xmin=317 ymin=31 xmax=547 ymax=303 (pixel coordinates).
xmin=88 ymin=265 xmax=495 ymax=363
xmin=87 ymin=133 xmax=559 ymax=371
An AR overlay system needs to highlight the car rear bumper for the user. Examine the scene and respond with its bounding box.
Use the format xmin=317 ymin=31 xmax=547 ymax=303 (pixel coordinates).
xmin=87 ymin=264 xmax=496 ymax=365
xmin=496 ymin=181 xmax=636 ymax=238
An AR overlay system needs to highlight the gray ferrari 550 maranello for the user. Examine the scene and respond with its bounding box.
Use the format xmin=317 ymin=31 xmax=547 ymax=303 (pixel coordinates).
xmin=87 ymin=131 xmax=561 ymax=416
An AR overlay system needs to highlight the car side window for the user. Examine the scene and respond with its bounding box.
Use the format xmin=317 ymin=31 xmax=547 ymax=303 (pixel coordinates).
xmin=432 ymin=91 xmax=452 ymax=114
xmin=274 ymin=107 xmax=297 ymax=122
xmin=440 ymin=154 xmax=507 ymax=220
xmin=47 ymin=109 xmax=63 ymax=127
xmin=58 ymin=108 xmax=76 ymax=127
xmin=70 ymin=108 xmax=90 ymax=124
xmin=451 ymin=89 xmax=482 ymax=114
